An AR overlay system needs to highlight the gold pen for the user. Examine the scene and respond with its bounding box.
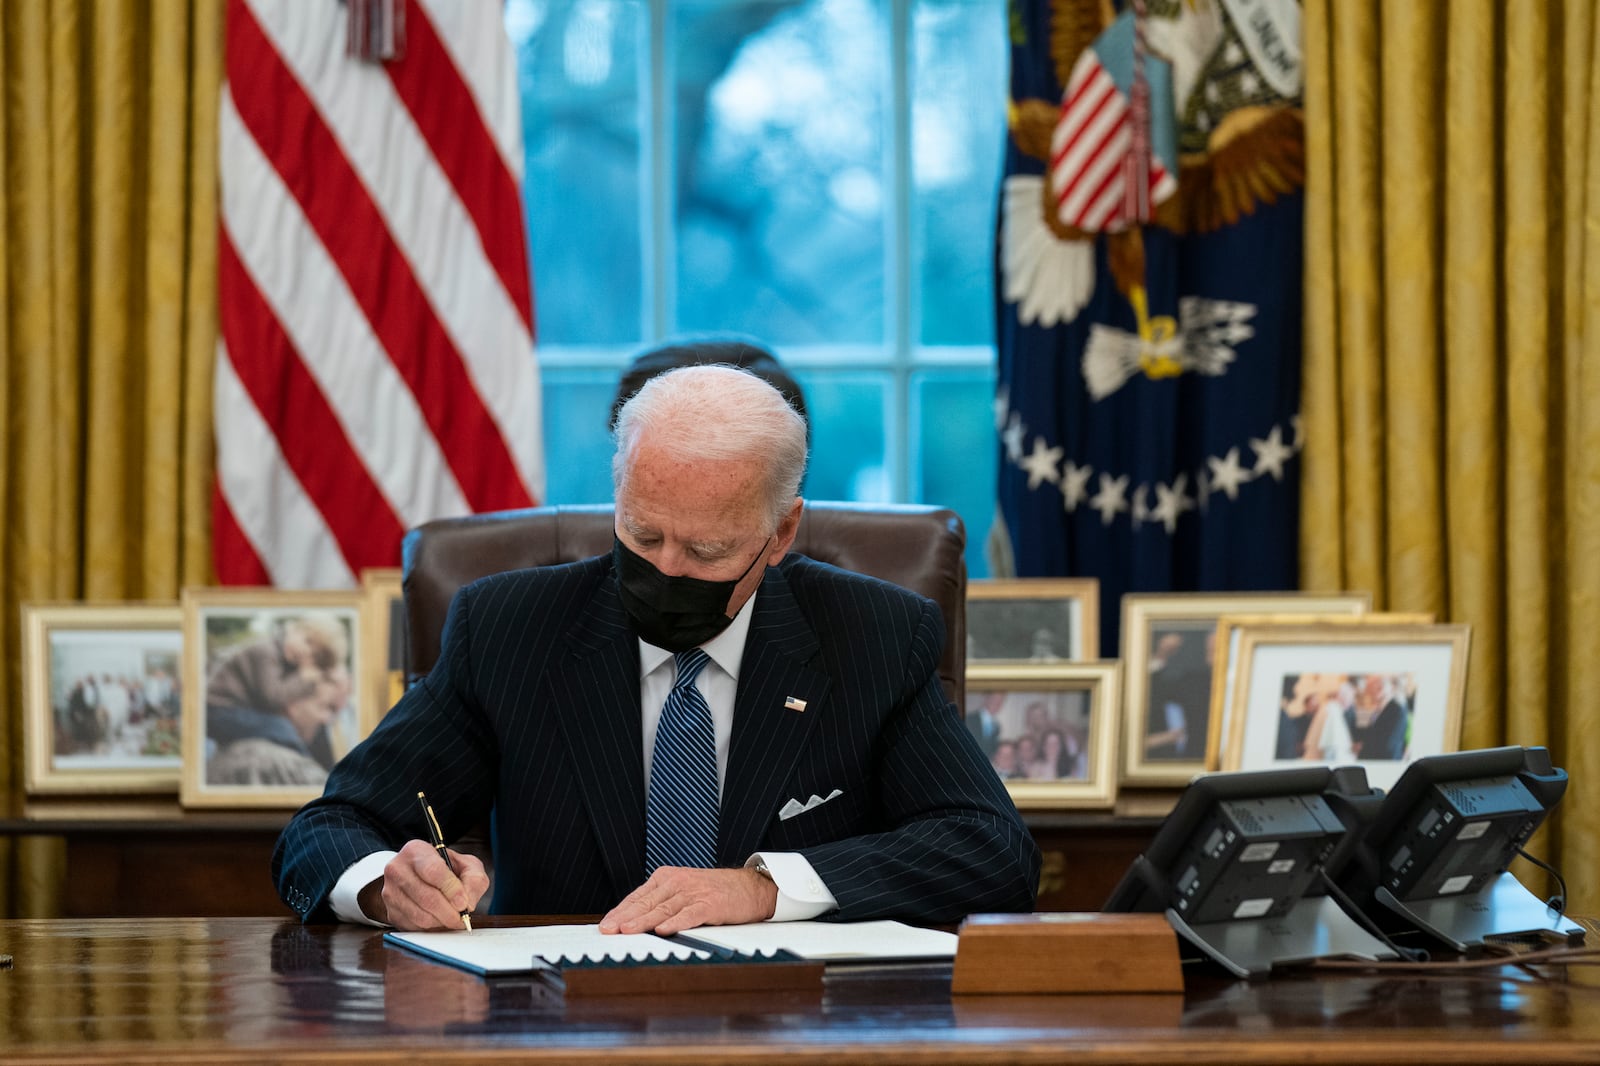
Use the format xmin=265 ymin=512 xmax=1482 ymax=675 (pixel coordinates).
xmin=416 ymin=790 xmax=473 ymax=932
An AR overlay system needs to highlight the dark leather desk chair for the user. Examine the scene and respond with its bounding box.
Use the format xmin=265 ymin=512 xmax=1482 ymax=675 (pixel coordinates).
xmin=401 ymin=502 xmax=968 ymax=708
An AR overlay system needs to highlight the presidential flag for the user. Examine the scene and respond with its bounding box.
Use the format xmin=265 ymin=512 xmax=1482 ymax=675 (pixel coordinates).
xmin=996 ymin=0 xmax=1305 ymax=654
xmin=214 ymin=0 xmax=544 ymax=587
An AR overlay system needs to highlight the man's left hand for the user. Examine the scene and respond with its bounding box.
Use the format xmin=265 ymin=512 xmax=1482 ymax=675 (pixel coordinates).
xmin=598 ymin=866 xmax=777 ymax=935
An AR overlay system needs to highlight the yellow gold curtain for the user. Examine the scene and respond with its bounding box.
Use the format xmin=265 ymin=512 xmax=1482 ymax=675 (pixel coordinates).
xmin=0 ymin=0 xmax=222 ymax=916
xmin=1304 ymin=0 xmax=1600 ymax=913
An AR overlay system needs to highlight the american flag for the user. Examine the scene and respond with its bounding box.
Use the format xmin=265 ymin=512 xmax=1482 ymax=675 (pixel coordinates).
xmin=214 ymin=0 xmax=544 ymax=587
xmin=1048 ymin=24 xmax=1173 ymax=234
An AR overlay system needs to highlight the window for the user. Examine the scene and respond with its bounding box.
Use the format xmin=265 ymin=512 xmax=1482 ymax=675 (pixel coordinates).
xmin=509 ymin=0 xmax=1005 ymax=576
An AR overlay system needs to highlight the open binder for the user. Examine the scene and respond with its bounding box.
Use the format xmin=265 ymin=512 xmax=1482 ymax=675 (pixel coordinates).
xmin=384 ymin=924 xmax=825 ymax=996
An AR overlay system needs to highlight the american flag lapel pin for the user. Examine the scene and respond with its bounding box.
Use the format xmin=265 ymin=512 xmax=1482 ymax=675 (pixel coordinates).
xmin=784 ymin=696 xmax=808 ymax=712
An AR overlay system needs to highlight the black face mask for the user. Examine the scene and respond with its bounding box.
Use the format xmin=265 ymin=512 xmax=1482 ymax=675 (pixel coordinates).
xmin=612 ymin=535 xmax=771 ymax=653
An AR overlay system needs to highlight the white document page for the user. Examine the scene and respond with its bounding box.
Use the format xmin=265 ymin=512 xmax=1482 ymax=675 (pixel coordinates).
xmin=680 ymin=920 xmax=958 ymax=961
xmin=386 ymin=924 xmax=710 ymax=975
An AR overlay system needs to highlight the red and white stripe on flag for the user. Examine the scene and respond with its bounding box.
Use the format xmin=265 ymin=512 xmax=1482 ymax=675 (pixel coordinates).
xmin=1048 ymin=47 xmax=1173 ymax=234
xmin=214 ymin=0 xmax=544 ymax=588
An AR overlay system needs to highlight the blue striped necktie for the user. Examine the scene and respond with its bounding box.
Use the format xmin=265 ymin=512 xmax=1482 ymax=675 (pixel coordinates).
xmin=646 ymin=648 xmax=718 ymax=874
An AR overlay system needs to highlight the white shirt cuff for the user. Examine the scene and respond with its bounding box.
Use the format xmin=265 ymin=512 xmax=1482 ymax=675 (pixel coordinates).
xmin=329 ymin=851 xmax=398 ymax=926
xmin=747 ymin=851 xmax=837 ymax=921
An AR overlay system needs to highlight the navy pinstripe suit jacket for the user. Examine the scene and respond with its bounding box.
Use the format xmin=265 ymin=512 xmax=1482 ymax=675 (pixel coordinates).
xmin=272 ymin=553 xmax=1040 ymax=923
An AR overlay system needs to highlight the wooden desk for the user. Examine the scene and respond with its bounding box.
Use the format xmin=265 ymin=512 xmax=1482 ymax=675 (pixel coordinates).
xmin=2 ymin=917 xmax=1597 ymax=1064
xmin=0 ymin=805 xmax=1161 ymax=917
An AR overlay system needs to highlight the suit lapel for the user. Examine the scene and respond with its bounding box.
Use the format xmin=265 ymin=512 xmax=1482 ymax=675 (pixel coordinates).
xmin=547 ymin=576 xmax=647 ymax=899
xmin=720 ymin=567 xmax=830 ymax=864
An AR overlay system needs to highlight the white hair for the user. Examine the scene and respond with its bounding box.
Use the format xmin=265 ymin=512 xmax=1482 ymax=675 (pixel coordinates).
xmin=612 ymin=364 xmax=808 ymax=531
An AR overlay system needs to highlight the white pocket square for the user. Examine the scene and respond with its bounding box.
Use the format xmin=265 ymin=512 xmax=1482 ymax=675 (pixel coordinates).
xmin=778 ymin=788 xmax=843 ymax=821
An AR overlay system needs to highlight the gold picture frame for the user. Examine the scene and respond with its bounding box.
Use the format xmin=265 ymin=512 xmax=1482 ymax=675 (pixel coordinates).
xmin=181 ymin=587 xmax=367 ymax=809
xmin=1206 ymin=611 xmax=1436 ymax=772
xmin=361 ymin=567 xmax=406 ymax=725
xmin=20 ymin=603 xmax=185 ymax=795
xmin=966 ymin=578 xmax=1100 ymax=663
xmin=1220 ymin=621 xmax=1471 ymax=791
xmin=1118 ymin=593 xmax=1372 ymax=787
xmin=964 ymin=661 xmax=1120 ymax=810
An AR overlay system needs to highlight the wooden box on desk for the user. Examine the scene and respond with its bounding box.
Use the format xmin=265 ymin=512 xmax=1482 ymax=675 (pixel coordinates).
xmin=952 ymin=913 xmax=1183 ymax=995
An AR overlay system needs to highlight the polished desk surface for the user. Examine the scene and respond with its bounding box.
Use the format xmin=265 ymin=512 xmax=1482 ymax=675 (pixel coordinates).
xmin=2 ymin=917 xmax=1598 ymax=1064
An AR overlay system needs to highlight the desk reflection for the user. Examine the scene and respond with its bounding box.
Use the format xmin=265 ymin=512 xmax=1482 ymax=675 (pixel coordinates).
xmin=1182 ymin=968 xmax=1543 ymax=1033
xmin=272 ymin=923 xmax=515 ymax=1032
xmin=953 ymin=992 xmax=1183 ymax=1031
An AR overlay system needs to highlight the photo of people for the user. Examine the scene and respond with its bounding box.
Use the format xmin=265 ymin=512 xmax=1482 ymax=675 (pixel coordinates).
xmin=1119 ymin=594 xmax=1374 ymax=786
xmin=199 ymin=608 xmax=360 ymax=790
xmin=1142 ymin=620 xmax=1216 ymax=762
xmin=1276 ymin=671 xmax=1417 ymax=763
xmin=968 ymin=603 xmax=1074 ymax=662
xmin=965 ymin=687 xmax=1091 ymax=782
xmin=965 ymin=579 xmax=1098 ymax=662
xmin=46 ymin=629 xmax=183 ymax=772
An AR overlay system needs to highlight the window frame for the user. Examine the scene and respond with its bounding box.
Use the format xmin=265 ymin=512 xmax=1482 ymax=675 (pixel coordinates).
xmin=522 ymin=0 xmax=1000 ymax=527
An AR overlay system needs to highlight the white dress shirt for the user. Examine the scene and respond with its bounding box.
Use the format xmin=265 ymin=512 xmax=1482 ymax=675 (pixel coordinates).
xmin=330 ymin=589 xmax=838 ymax=926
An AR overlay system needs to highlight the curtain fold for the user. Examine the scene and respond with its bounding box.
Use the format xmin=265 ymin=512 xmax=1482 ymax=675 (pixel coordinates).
xmin=1439 ymin=1 xmax=1501 ymax=747
xmin=0 ymin=0 xmax=220 ymax=917
xmin=1500 ymin=0 xmax=1554 ymax=758
xmin=1304 ymin=0 xmax=1600 ymax=913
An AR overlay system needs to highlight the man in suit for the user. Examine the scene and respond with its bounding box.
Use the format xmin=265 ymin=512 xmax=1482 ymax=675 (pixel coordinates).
xmin=272 ymin=363 xmax=1039 ymax=933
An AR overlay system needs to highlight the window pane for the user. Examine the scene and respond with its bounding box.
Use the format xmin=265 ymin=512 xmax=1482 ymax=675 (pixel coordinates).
xmin=511 ymin=0 xmax=647 ymax=345
xmin=513 ymin=0 xmax=1008 ymax=541
xmin=674 ymin=0 xmax=888 ymax=343
xmin=914 ymin=366 xmax=998 ymax=577
xmin=540 ymin=371 xmax=623 ymax=504
xmin=792 ymin=370 xmax=890 ymax=501
xmin=912 ymin=0 xmax=1007 ymax=345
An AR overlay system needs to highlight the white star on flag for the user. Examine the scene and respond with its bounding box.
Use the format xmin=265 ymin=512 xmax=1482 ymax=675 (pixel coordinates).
xmin=1020 ymin=437 xmax=1064 ymax=489
xmin=1250 ymin=425 xmax=1294 ymax=481
xmin=1061 ymin=461 xmax=1093 ymax=512
xmin=1003 ymin=411 xmax=1027 ymax=464
xmin=1152 ymin=474 xmax=1195 ymax=533
xmin=1089 ymin=473 xmax=1130 ymax=525
xmin=1208 ymin=446 xmax=1252 ymax=500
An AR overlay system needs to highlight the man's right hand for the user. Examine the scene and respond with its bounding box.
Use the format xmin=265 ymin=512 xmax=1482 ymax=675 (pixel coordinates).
xmin=359 ymin=839 xmax=490 ymax=930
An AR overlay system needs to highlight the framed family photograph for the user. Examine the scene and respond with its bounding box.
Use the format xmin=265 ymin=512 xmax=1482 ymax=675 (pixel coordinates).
xmin=181 ymin=588 xmax=367 ymax=809
xmin=20 ymin=604 xmax=184 ymax=795
xmin=360 ymin=567 xmax=407 ymax=726
xmin=1219 ymin=622 xmax=1471 ymax=791
xmin=966 ymin=578 xmax=1100 ymax=663
xmin=1205 ymin=611 xmax=1436 ymax=772
xmin=1119 ymin=593 xmax=1371 ymax=787
xmin=964 ymin=662 xmax=1120 ymax=809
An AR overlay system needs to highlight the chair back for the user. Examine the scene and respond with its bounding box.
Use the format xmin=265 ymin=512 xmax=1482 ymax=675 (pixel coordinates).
xmin=402 ymin=502 xmax=967 ymax=707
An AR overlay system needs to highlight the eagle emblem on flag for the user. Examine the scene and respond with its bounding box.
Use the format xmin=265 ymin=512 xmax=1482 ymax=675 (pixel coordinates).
xmin=1001 ymin=0 xmax=1304 ymax=361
